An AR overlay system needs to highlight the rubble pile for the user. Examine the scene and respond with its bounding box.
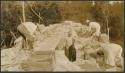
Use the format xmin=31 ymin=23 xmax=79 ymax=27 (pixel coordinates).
xmin=1 ymin=21 xmax=123 ymax=71
xmin=1 ymin=47 xmax=31 ymax=71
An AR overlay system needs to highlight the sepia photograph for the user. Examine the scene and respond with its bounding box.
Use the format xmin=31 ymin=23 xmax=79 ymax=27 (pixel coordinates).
xmin=1 ymin=1 xmax=124 ymax=72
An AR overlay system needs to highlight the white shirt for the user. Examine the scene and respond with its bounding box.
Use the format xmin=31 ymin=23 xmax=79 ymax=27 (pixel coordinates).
xmin=89 ymin=22 xmax=100 ymax=36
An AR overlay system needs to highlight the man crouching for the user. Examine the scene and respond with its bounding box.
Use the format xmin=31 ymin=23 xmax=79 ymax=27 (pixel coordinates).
xmin=86 ymin=19 xmax=101 ymax=41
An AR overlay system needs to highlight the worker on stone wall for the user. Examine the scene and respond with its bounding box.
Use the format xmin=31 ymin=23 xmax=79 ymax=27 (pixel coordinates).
xmin=17 ymin=22 xmax=37 ymax=49
xmin=65 ymin=30 xmax=76 ymax=62
xmin=86 ymin=20 xmax=101 ymax=40
xmin=67 ymin=38 xmax=76 ymax=62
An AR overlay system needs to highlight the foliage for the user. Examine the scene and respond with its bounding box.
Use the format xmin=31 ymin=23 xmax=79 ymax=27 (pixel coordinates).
xmin=1 ymin=1 xmax=124 ymax=48
xmin=90 ymin=1 xmax=124 ymax=42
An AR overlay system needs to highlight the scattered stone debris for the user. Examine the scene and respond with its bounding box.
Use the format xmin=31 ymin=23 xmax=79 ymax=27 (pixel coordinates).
xmin=99 ymin=33 xmax=110 ymax=43
xmin=1 ymin=21 xmax=123 ymax=71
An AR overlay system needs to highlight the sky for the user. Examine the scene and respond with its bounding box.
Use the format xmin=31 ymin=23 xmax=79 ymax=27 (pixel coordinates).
xmin=109 ymin=1 xmax=123 ymax=5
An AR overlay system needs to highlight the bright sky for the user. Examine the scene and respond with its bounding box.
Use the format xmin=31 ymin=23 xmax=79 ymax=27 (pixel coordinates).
xmin=109 ymin=1 xmax=123 ymax=5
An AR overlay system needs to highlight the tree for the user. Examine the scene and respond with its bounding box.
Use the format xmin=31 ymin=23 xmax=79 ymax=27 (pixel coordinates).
xmin=1 ymin=1 xmax=22 ymax=48
xmin=22 ymin=1 xmax=25 ymax=22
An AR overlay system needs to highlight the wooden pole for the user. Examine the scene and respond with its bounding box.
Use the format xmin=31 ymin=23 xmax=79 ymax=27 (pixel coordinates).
xmin=10 ymin=30 xmax=16 ymax=40
xmin=107 ymin=27 xmax=110 ymax=37
xmin=106 ymin=3 xmax=109 ymax=38
xmin=22 ymin=1 xmax=25 ymax=22
xmin=30 ymin=6 xmax=43 ymax=21
xmin=20 ymin=17 xmax=23 ymax=23
xmin=1 ymin=39 xmax=4 ymax=46
xmin=39 ymin=12 xmax=41 ymax=24
xmin=22 ymin=1 xmax=29 ymax=49
xmin=103 ymin=2 xmax=109 ymax=37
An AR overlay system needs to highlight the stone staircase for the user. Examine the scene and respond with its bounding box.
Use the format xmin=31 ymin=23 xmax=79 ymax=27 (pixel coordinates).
xmin=22 ymin=51 xmax=54 ymax=71
xmin=21 ymin=35 xmax=61 ymax=71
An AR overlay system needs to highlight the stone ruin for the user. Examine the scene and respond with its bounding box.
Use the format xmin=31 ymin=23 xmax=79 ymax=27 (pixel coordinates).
xmin=1 ymin=21 xmax=124 ymax=71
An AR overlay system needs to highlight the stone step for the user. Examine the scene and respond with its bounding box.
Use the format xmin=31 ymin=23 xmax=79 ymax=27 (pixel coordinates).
xmin=22 ymin=64 xmax=52 ymax=71
xmin=21 ymin=34 xmax=61 ymax=71
xmin=25 ymin=66 xmax=52 ymax=71
xmin=22 ymin=61 xmax=53 ymax=71
xmin=31 ymin=51 xmax=54 ymax=56
xmin=22 ymin=50 xmax=54 ymax=71
xmin=26 ymin=61 xmax=52 ymax=66
xmin=30 ymin=54 xmax=53 ymax=59
xmin=28 ymin=56 xmax=52 ymax=62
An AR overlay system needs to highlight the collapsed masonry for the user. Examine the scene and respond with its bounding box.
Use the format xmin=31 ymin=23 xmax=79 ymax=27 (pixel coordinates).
xmin=1 ymin=21 xmax=123 ymax=71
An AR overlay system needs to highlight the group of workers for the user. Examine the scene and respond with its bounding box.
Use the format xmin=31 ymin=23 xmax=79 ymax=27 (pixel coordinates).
xmin=68 ymin=20 xmax=123 ymax=67
xmin=66 ymin=19 xmax=101 ymax=62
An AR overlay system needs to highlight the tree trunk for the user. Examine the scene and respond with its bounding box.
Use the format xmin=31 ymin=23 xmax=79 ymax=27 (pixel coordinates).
xmin=22 ymin=1 xmax=25 ymax=22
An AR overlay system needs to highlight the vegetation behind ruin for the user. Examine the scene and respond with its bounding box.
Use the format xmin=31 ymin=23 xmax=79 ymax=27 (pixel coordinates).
xmin=1 ymin=1 xmax=124 ymax=48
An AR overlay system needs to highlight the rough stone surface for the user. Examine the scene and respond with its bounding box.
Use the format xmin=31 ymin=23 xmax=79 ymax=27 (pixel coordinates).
xmin=54 ymin=50 xmax=83 ymax=71
xmin=99 ymin=33 xmax=109 ymax=43
xmin=1 ymin=21 xmax=123 ymax=71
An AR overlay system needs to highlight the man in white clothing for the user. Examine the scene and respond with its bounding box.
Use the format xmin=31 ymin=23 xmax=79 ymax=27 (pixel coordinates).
xmin=86 ymin=20 xmax=101 ymax=40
